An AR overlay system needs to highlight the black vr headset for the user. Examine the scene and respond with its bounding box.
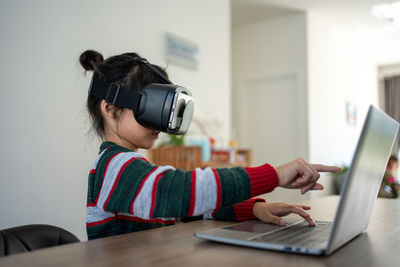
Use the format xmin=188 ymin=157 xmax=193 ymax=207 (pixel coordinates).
xmin=88 ymin=57 xmax=194 ymax=135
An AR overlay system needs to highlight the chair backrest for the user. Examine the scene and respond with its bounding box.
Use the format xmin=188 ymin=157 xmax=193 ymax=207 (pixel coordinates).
xmin=0 ymin=224 xmax=79 ymax=257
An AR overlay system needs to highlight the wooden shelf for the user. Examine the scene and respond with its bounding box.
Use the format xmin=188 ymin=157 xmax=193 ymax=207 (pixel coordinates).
xmin=148 ymin=146 xmax=251 ymax=171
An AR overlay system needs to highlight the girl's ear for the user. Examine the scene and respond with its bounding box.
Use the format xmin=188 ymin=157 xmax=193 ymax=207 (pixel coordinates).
xmin=100 ymin=100 xmax=119 ymax=119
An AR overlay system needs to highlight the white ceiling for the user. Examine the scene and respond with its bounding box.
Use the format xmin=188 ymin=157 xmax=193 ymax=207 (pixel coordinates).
xmin=232 ymin=0 xmax=394 ymax=28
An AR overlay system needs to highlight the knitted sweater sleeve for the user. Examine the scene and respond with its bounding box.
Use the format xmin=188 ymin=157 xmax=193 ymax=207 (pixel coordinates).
xmin=208 ymin=198 xmax=267 ymax=221
xmin=88 ymin=148 xmax=278 ymax=220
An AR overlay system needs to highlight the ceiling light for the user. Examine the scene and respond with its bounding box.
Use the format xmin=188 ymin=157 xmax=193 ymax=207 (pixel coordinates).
xmin=371 ymin=2 xmax=400 ymax=26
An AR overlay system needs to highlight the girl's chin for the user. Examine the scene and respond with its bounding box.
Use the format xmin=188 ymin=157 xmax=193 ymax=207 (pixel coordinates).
xmin=142 ymin=141 xmax=156 ymax=150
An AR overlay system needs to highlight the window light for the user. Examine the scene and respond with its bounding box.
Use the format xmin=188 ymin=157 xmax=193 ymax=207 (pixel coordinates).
xmin=371 ymin=1 xmax=400 ymax=25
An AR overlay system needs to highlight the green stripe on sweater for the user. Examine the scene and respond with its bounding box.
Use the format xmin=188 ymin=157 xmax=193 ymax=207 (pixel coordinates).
xmin=152 ymin=168 xmax=192 ymax=218
xmin=106 ymin=160 xmax=156 ymax=213
xmin=216 ymin=167 xmax=251 ymax=207
xmin=87 ymin=173 xmax=95 ymax=203
xmin=212 ymin=205 xmax=237 ymax=221
xmin=91 ymin=142 xmax=136 ymax=203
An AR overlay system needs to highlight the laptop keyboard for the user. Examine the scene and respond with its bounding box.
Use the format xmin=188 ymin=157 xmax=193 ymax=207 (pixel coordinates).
xmin=250 ymin=221 xmax=332 ymax=248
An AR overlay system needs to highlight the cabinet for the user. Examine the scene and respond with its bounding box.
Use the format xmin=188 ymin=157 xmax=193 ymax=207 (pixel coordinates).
xmin=148 ymin=146 xmax=251 ymax=171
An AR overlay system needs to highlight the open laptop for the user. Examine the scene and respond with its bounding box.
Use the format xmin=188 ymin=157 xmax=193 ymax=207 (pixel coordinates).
xmin=194 ymin=105 xmax=399 ymax=256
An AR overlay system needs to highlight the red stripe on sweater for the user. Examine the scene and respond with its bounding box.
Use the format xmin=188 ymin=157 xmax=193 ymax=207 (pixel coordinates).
xmin=129 ymin=167 xmax=158 ymax=214
xmin=149 ymin=172 xmax=166 ymax=219
xmin=233 ymin=198 xmax=265 ymax=221
xmin=103 ymin=157 xmax=137 ymax=210
xmin=86 ymin=214 xmax=176 ymax=228
xmin=117 ymin=215 xmax=175 ymax=225
xmin=187 ymin=170 xmax=197 ymax=216
xmin=243 ymin=164 xmax=279 ymax=197
xmin=211 ymin=168 xmax=222 ymax=217
xmin=94 ymin=152 xmax=123 ymax=205
xmin=87 ymin=203 xmax=96 ymax=207
xmin=86 ymin=216 xmax=116 ymax=227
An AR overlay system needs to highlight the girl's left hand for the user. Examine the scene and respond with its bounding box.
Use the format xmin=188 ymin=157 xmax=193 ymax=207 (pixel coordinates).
xmin=275 ymin=159 xmax=342 ymax=194
xmin=253 ymin=202 xmax=315 ymax=226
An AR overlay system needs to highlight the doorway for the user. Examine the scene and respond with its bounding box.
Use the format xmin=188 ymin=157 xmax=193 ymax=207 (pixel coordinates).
xmin=240 ymin=73 xmax=302 ymax=166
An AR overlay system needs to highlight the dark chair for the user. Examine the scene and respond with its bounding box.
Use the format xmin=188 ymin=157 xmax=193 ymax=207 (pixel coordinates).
xmin=0 ymin=224 xmax=80 ymax=257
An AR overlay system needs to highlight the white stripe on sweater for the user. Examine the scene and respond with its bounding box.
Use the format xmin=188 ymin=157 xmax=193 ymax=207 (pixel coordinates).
xmin=133 ymin=165 xmax=175 ymax=219
xmin=91 ymin=148 xmax=108 ymax=170
xmin=203 ymin=211 xmax=214 ymax=220
xmin=193 ymin=167 xmax=217 ymax=216
xmin=86 ymin=206 xmax=115 ymax=223
xmin=97 ymin=151 xmax=145 ymax=209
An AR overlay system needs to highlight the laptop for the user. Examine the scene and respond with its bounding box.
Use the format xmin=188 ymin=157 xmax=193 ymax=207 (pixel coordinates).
xmin=194 ymin=105 xmax=399 ymax=256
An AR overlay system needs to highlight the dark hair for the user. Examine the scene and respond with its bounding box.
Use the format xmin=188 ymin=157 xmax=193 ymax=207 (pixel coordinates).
xmin=389 ymin=155 xmax=398 ymax=164
xmin=79 ymin=50 xmax=168 ymax=138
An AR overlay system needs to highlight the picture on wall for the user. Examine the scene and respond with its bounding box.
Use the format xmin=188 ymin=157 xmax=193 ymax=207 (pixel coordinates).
xmin=346 ymin=102 xmax=357 ymax=126
xmin=165 ymin=33 xmax=199 ymax=70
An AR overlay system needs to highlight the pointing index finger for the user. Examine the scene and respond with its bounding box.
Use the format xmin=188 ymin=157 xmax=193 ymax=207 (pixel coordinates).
xmin=311 ymin=164 xmax=342 ymax=173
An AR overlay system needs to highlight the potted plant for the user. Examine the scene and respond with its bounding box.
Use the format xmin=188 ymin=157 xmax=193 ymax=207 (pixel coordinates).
xmin=330 ymin=165 xmax=349 ymax=195
xmin=158 ymin=134 xmax=186 ymax=147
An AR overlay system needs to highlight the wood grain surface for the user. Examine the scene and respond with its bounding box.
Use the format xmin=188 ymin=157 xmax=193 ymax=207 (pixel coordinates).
xmin=1 ymin=196 xmax=399 ymax=267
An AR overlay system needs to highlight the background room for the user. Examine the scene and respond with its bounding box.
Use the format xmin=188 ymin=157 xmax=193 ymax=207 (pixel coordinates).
xmin=1 ymin=0 xmax=399 ymax=241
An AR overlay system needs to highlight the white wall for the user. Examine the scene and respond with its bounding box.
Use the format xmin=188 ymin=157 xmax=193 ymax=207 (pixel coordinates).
xmin=0 ymin=0 xmax=230 ymax=240
xmin=232 ymin=13 xmax=309 ymax=203
xmin=307 ymin=12 xmax=400 ymax=198
xmin=232 ymin=9 xmax=400 ymax=202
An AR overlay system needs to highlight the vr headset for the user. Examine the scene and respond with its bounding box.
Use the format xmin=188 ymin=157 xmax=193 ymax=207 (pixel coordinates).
xmin=88 ymin=57 xmax=194 ymax=135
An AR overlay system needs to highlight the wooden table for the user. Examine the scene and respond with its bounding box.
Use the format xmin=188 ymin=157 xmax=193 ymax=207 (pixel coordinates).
xmin=1 ymin=196 xmax=399 ymax=267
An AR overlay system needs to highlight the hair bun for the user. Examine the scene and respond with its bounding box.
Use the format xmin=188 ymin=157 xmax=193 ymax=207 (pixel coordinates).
xmin=79 ymin=50 xmax=104 ymax=71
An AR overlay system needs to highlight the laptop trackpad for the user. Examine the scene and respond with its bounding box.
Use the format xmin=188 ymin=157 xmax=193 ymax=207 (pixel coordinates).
xmin=222 ymin=218 xmax=302 ymax=234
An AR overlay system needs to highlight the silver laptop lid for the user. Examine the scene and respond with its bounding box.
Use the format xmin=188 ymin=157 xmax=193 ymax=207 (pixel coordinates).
xmin=326 ymin=105 xmax=399 ymax=254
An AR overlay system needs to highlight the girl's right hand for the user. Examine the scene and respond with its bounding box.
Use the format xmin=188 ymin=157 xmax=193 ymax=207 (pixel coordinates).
xmin=253 ymin=202 xmax=315 ymax=226
xmin=275 ymin=158 xmax=342 ymax=194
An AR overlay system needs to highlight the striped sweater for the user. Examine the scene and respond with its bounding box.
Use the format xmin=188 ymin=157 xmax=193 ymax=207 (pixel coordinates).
xmin=86 ymin=142 xmax=279 ymax=240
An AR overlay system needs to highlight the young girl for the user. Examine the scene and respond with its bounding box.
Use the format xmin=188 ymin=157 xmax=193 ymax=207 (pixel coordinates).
xmin=80 ymin=50 xmax=341 ymax=240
